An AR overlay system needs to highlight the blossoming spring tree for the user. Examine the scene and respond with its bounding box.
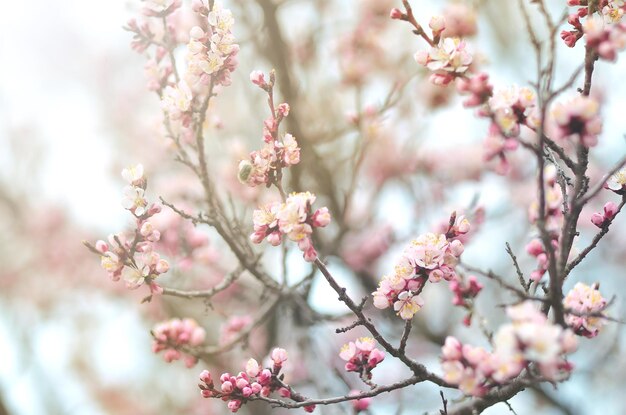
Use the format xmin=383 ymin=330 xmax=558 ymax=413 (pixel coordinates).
xmin=83 ymin=0 xmax=626 ymax=413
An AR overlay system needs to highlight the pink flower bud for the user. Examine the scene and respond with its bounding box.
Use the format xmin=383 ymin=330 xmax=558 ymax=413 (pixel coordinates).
xmin=271 ymin=348 xmax=288 ymax=366
xmin=367 ymin=349 xmax=385 ymax=367
xmin=241 ymin=387 xmax=253 ymax=397
xmin=603 ymin=201 xmax=618 ymax=219
xmin=590 ymin=212 xmax=605 ymax=228
xmin=245 ymin=358 xmax=260 ymax=377
xmin=227 ymin=400 xmax=242 ymax=412
xmin=304 ymin=404 xmax=316 ymax=413
xmin=390 ymin=8 xmax=404 ymax=20
xmin=221 ymin=381 xmax=234 ymax=393
xmin=257 ymin=369 xmax=272 ymax=385
xmin=95 ymin=240 xmax=109 ymax=253
xmin=250 ymin=70 xmax=266 ymax=87
xmin=251 ymin=382 xmax=262 ymax=394
xmin=220 ymin=372 xmax=232 ymax=383
xmin=279 ymin=387 xmax=291 ymax=398
xmin=429 ymin=15 xmax=446 ymax=34
xmin=526 ymin=239 xmax=544 ymax=256
xmin=311 ymin=207 xmax=331 ymax=227
xmin=277 ymin=103 xmax=290 ymax=117
xmin=156 ymin=259 xmax=170 ymax=274
xmin=199 ymin=370 xmax=213 ymax=385
xmin=266 ymin=231 xmax=282 ymax=246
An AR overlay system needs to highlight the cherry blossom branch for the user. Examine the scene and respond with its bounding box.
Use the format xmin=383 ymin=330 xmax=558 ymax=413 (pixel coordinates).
xmin=251 ymin=374 xmax=425 ymax=409
xmin=565 ymin=195 xmax=626 ymax=276
xmin=314 ymin=257 xmax=449 ymax=385
xmin=161 ymin=266 xmax=244 ymax=299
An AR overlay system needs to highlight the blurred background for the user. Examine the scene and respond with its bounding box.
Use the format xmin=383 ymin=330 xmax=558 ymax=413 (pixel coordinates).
xmin=1 ymin=0 xmax=626 ymax=414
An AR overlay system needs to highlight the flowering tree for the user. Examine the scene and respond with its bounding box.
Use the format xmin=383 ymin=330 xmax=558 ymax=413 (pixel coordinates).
xmin=80 ymin=0 xmax=626 ymax=413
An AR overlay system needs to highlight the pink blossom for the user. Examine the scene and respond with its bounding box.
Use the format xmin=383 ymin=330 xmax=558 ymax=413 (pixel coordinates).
xmin=551 ymin=96 xmax=602 ymax=147
xmin=564 ymin=282 xmax=607 ymax=337
xmin=152 ymin=318 xmax=206 ymax=367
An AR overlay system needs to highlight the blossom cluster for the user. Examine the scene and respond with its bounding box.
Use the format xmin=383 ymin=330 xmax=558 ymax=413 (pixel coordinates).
xmin=238 ymin=71 xmax=300 ymax=187
xmin=562 ymin=1 xmax=626 ymax=60
xmin=339 ymin=337 xmax=385 ymax=381
xmin=441 ymin=302 xmax=577 ymax=396
xmin=198 ymin=348 xmax=315 ymax=413
xmin=526 ymin=166 xmax=563 ymax=282
xmin=152 ymin=318 xmax=206 ymax=367
xmin=448 ymin=274 xmax=483 ymax=325
xmin=373 ymin=213 xmax=470 ymax=320
xmin=415 ymin=37 xmax=473 ymax=86
xmin=250 ymin=192 xmax=330 ymax=262
xmin=564 ymin=282 xmax=608 ymax=338
xmin=161 ymin=2 xmax=240 ymax=124
xmin=94 ymin=165 xmax=169 ymax=294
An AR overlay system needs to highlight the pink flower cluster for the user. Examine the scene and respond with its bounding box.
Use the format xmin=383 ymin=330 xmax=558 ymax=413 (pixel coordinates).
xmin=95 ymin=165 xmax=169 ymax=294
xmin=373 ymin=214 xmax=470 ymax=320
xmin=551 ymin=95 xmax=602 ymax=147
xmin=562 ymin=1 xmax=626 ymax=58
xmin=481 ymin=124 xmax=519 ymax=175
xmin=449 ymin=274 xmax=483 ymax=325
xmin=526 ymin=166 xmax=563 ymax=282
xmin=152 ymin=318 xmax=206 ymax=367
xmin=584 ymin=15 xmax=626 ymax=60
xmin=456 ymin=72 xmax=493 ymax=108
xmin=187 ymin=2 xmax=239 ymax=87
xmin=199 ymin=348 xmax=315 ymax=413
xmin=160 ymin=2 xmax=239 ymax=123
xmin=415 ymin=37 xmax=473 ymax=86
xmin=339 ymin=338 xmax=385 ymax=380
xmin=238 ymin=71 xmax=300 ymax=187
xmin=250 ymin=192 xmax=330 ymax=262
xmin=591 ymin=201 xmax=618 ymax=227
xmin=564 ymin=282 xmax=608 ymax=338
xmin=441 ymin=302 xmax=577 ymax=396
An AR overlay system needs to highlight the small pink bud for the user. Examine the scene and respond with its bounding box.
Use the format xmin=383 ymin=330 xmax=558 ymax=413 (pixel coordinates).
xmin=257 ymin=369 xmax=272 ymax=385
xmin=277 ymin=103 xmax=290 ymax=117
xmin=603 ymin=201 xmax=618 ymax=219
xmin=221 ymin=381 xmax=234 ymax=393
xmin=367 ymin=349 xmax=385 ymax=367
xmin=95 ymin=240 xmax=108 ymax=253
xmin=311 ymin=207 xmax=331 ymax=227
xmin=156 ymin=259 xmax=170 ymax=274
xmin=278 ymin=387 xmax=291 ymax=398
xmin=245 ymin=358 xmax=260 ymax=377
xmin=251 ymin=382 xmax=262 ymax=394
xmin=271 ymin=348 xmax=288 ymax=366
xmin=429 ymin=15 xmax=446 ymax=34
xmin=250 ymin=70 xmax=266 ymax=87
xmin=266 ymin=231 xmax=282 ymax=246
xmin=590 ymin=212 xmax=605 ymax=228
xmin=526 ymin=239 xmax=544 ymax=256
xmin=227 ymin=400 xmax=242 ymax=413
xmin=390 ymin=8 xmax=404 ymax=20
xmin=304 ymin=404 xmax=316 ymax=413
xmin=199 ymin=370 xmax=213 ymax=385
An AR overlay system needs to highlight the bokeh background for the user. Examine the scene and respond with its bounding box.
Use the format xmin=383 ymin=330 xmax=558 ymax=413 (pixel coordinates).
xmin=1 ymin=0 xmax=626 ymax=414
